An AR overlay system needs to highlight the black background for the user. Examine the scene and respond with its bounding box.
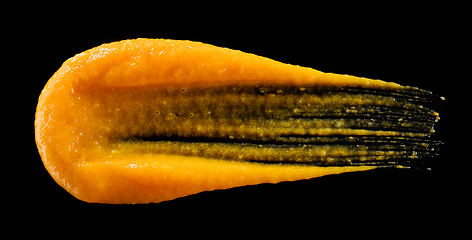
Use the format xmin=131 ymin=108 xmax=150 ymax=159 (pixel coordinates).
xmin=13 ymin=6 xmax=461 ymax=227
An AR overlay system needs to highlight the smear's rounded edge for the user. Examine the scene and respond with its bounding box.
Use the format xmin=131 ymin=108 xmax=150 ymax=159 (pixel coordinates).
xmin=73 ymin=156 xmax=375 ymax=204
xmin=57 ymin=38 xmax=401 ymax=89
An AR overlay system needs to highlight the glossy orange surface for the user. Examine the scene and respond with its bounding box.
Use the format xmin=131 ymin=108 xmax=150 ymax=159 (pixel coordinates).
xmin=34 ymin=39 xmax=412 ymax=204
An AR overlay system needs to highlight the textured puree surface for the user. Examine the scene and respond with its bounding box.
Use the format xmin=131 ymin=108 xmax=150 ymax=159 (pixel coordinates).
xmin=35 ymin=39 xmax=441 ymax=204
xmin=87 ymin=83 xmax=439 ymax=165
